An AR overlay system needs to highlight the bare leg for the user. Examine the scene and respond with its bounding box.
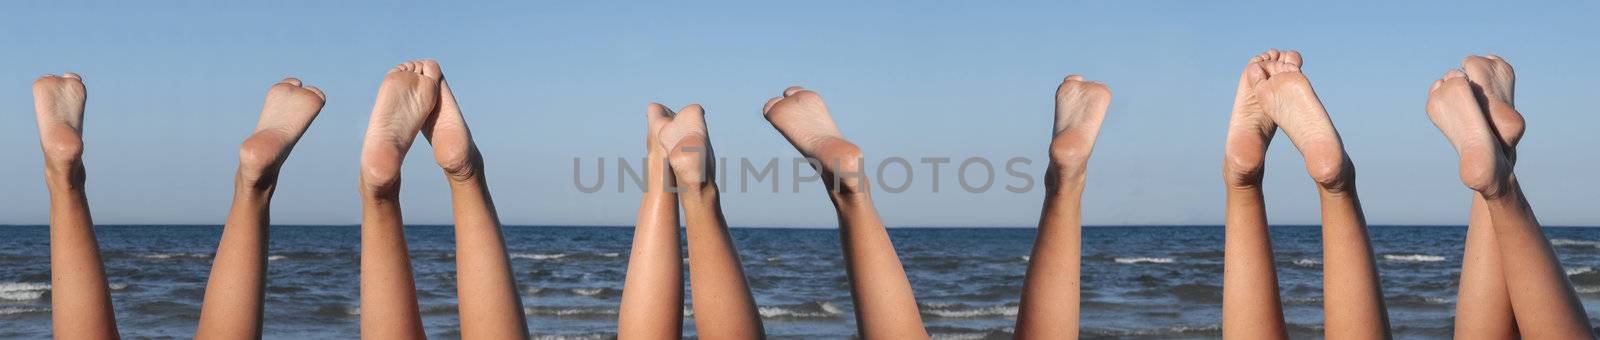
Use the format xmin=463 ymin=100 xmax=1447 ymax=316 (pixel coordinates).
xmin=616 ymin=104 xmax=685 ymax=339
xmin=418 ymin=74 xmax=529 ymax=339
xmin=1452 ymin=55 xmax=1522 ymax=340
xmin=35 ymin=72 xmax=120 ymax=340
xmin=1221 ymin=52 xmax=1290 ymax=340
xmin=658 ymin=104 xmax=765 ymax=340
xmin=1426 ymin=70 xmax=1595 ymax=339
xmin=1013 ymin=75 xmax=1110 ymax=340
xmin=1251 ymin=50 xmax=1391 ymax=340
xmin=196 ymin=78 xmax=325 ymax=339
xmin=358 ymin=60 xmax=441 ymax=340
xmin=763 ymin=87 xmax=928 ymax=339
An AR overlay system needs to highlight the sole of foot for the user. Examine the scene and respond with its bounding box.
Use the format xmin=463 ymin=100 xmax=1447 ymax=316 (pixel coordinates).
xmin=360 ymin=59 xmax=443 ymax=194
xmin=1050 ymin=75 xmax=1111 ymax=178
xmin=239 ymin=77 xmax=326 ymax=182
xmin=1461 ymin=55 xmax=1523 ymax=151
xmin=762 ymin=86 xmax=865 ymax=192
xmin=1223 ymin=52 xmax=1285 ymax=188
xmin=657 ymin=104 xmax=713 ymax=186
xmin=1247 ymin=49 xmax=1351 ymax=190
xmin=421 ymin=77 xmax=482 ymax=182
xmin=33 ymin=73 xmax=88 ymax=173
xmin=1426 ymin=69 xmax=1509 ymax=196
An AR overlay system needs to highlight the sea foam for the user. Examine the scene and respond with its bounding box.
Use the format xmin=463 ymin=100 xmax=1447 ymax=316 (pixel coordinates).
xmin=1114 ymin=257 xmax=1174 ymax=264
xmin=1383 ymin=254 xmax=1445 ymax=262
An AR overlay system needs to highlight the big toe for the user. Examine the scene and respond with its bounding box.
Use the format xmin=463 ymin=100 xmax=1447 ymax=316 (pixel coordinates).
xmin=417 ymin=60 xmax=442 ymax=78
xmin=279 ymin=77 xmax=303 ymax=87
xmin=303 ymin=86 xmax=326 ymax=100
xmin=1280 ymin=50 xmax=1303 ymax=66
xmin=61 ymin=72 xmax=82 ymax=80
xmin=783 ymin=86 xmax=806 ymax=97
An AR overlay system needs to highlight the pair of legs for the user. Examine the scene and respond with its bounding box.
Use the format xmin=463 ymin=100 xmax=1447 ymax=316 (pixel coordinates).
xmin=1220 ymin=50 xmax=1391 ymax=339
xmin=357 ymin=60 xmax=527 ymax=339
xmin=33 ymin=74 xmax=330 ymax=340
xmin=616 ymin=87 xmax=932 ymax=339
xmin=1427 ymin=56 xmax=1595 ymax=339
xmin=616 ymin=103 xmax=765 ymax=340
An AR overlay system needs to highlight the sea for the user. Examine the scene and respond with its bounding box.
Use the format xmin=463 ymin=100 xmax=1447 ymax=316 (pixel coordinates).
xmin=0 ymin=225 xmax=1597 ymax=339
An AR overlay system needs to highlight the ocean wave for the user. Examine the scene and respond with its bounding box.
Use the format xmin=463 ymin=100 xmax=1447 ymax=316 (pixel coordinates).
xmin=759 ymin=301 xmax=844 ymax=319
xmin=1551 ymin=238 xmax=1600 ymax=249
xmin=1383 ymin=254 xmax=1445 ymax=262
xmin=1292 ymin=258 xmax=1321 ymax=267
xmin=530 ymin=335 xmax=610 ymax=340
xmin=1114 ymin=257 xmax=1174 ymax=264
xmin=137 ymin=253 xmax=212 ymax=260
xmin=920 ymin=304 xmax=1018 ymax=318
xmin=1570 ymin=267 xmax=1600 ymax=286
xmin=267 ymin=255 xmax=287 ymax=261
xmin=569 ymin=287 xmax=620 ymax=299
xmin=0 ymin=307 xmax=49 ymax=316
xmin=1085 ymin=324 xmax=1221 ymax=337
xmin=0 ymin=282 xmax=50 ymax=301
xmin=525 ymin=306 xmax=618 ymax=318
xmin=509 ymin=252 xmax=621 ymax=261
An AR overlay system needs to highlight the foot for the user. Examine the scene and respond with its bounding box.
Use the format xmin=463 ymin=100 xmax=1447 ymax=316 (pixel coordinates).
xmin=1223 ymin=53 xmax=1282 ymax=189
xmin=1049 ymin=75 xmax=1111 ymax=181
xmin=360 ymin=60 xmax=442 ymax=196
xmin=1247 ymin=50 xmax=1352 ymax=191
xmin=656 ymin=104 xmax=714 ymax=188
xmin=420 ymin=76 xmax=484 ymax=183
xmin=238 ymin=77 xmax=326 ymax=186
xmin=762 ymin=86 xmax=866 ymax=193
xmin=1461 ymin=55 xmax=1524 ymax=156
xmin=1426 ymin=69 xmax=1511 ymax=197
xmin=33 ymin=73 xmax=88 ymax=177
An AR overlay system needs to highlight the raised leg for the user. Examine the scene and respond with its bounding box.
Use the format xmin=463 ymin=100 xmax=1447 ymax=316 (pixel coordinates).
xmin=1014 ymin=75 xmax=1111 ymax=340
xmin=1220 ymin=51 xmax=1290 ymax=340
xmin=1426 ymin=69 xmax=1595 ymax=339
xmin=616 ymin=104 xmax=685 ymax=339
xmin=196 ymin=77 xmax=325 ymax=339
xmin=358 ymin=60 xmax=442 ymax=340
xmin=763 ymin=87 xmax=928 ymax=339
xmin=419 ymin=74 xmax=529 ymax=339
xmin=1452 ymin=54 xmax=1522 ymax=340
xmin=659 ymin=104 xmax=765 ymax=340
xmin=35 ymin=72 xmax=120 ymax=340
xmin=1251 ymin=50 xmax=1391 ymax=340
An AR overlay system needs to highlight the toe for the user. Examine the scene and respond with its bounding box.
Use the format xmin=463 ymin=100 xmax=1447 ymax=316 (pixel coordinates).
xmin=61 ymin=72 xmax=82 ymax=80
xmin=1430 ymin=79 xmax=1444 ymax=93
xmin=418 ymin=60 xmax=442 ymax=78
xmin=762 ymin=96 xmax=784 ymax=115
xmin=280 ymin=77 xmax=302 ymax=87
xmin=679 ymin=104 xmax=705 ymax=118
xmin=1485 ymin=54 xmax=1502 ymax=61
xmin=1443 ymin=69 xmax=1467 ymax=80
xmin=1265 ymin=49 xmax=1280 ymax=60
xmin=1064 ymin=74 xmax=1084 ymax=83
xmin=303 ymin=85 xmax=326 ymax=100
xmin=1281 ymin=51 xmax=1302 ymax=66
xmin=783 ymin=86 xmax=806 ymax=97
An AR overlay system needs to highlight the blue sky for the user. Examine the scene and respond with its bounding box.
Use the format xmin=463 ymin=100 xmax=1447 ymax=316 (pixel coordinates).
xmin=1 ymin=1 xmax=1595 ymax=227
